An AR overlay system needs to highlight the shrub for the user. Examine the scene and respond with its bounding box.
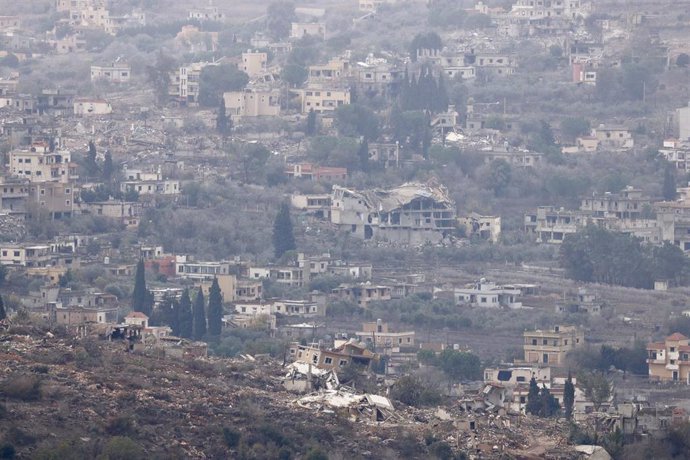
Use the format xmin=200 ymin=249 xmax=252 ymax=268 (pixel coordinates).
xmin=100 ymin=436 xmax=144 ymax=460
xmin=0 ymin=444 xmax=15 ymax=459
xmin=0 ymin=375 xmax=41 ymax=401
xmin=104 ymin=416 xmax=135 ymax=436
xmin=223 ymin=427 xmax=241 ymax=448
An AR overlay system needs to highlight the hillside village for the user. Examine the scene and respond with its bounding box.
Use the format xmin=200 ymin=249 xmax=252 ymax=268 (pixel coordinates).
xmin=2 ymin=0 xmax=690 ymax=458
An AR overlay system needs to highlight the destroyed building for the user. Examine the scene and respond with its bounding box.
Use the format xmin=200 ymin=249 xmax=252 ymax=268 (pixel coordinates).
xmin=331 ymin=181 xmax=457 ymax=244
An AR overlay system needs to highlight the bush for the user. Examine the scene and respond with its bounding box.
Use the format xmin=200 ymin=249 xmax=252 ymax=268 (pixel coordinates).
xmin=223 ymin=427 xmax=241 ymax=448
xmin=0 ymin=375 xmax=41 ymax=401
xmin=105 ymin=416 xmax=135 ymax=436
xmin=100 ymin=436 xmax=144 ymax=460
xmin=390 ymin=375 xmax=442 ymax=407
xmin=0 ymin=444 xmax=15 ymax=459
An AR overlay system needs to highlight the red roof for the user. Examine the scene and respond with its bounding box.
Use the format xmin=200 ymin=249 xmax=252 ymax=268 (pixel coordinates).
xmin=679 ymin=345 xmax=690 ymax=352
xmin=126 ymin=311 xmax=149 ymax=319
xmin=667 ymin=333 xmax=689 ymax=341
xmin=647 ymin=342 xmax=664 ymax=350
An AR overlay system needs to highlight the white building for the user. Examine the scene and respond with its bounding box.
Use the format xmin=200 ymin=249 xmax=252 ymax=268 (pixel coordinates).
xmin=73 ymin=98 xmax=112 ymax=116
xmin=90 ymin=63 xmax=131 ymax=83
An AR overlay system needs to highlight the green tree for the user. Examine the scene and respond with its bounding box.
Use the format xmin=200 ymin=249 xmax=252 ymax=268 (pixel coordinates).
xmin=216 ymin=97 xmax=231 ymax=136
xmin=198 ymin=64 xmax=249 ymax=107
xmin=101 ymin=436 xmax=144 ymax=460
xmin=178 ymin=289 xmax=193 ymax=339
xmin=235 ymin=142 xmax=271 ymax=183
xmin=305 ymin=108 xmax=317 ymax=136
xmin=334 ymin=104 xmax=380 ymax=140
xmin=409 ymin=32 xmax=442 ymax=62
xmin=539 ymin=385 xmax=561 ymax=417
xmin=564 ymin=371 xmax=575 ymax=419
xmin=273 ymin=202 xmax=296 ymax=259
xmin=560 ymin=117 xmax=590 ymax=140
xmin=267 ymin=1 xmax=296 ymax=40
xmin=102 ymin=151 xmax=114 ymax=181
xmin=0 ymin=296 xmax=6 ymax=321
xmin=86 ymin=140 xmax=99 ymax=176
xmin=578 ymin=371 xmax=611 ymax=411
xmin=663 ymin=163 xmax=677 ymax=201
xmin=438 ymin=349 xmax=482 ymax=380
xmin=488 ymin=159 xmax=511 ymax=196
xmin=146 ymin=51 xmax=177 ymax=106
xmin=526 ymin=377 xmax=541 ymax=415
xmin=131 ymin=260 xmax=152 ymax=317
xmin=357 ymin=138 xmax=370 ymax=172
xmin=390 ymin=375 xmax=442 ymax=407
xmin=193 ymin=288 xmax=207 ymax=340
xmin=207 ymin=278 xmax=223 ymax=336
xmin=281 ymin=62 xmax=307 ymax=88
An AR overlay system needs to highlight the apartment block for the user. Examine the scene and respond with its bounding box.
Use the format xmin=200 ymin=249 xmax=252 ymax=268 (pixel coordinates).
xmin=521 ymin=325 xmax=584 ymax=366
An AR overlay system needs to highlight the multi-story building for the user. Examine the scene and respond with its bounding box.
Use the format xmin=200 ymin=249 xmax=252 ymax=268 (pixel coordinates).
xmin=308 ymin=56 xmax=350 ymax=84
xmin=580 ymin=186 xmax=650 ymax=220
xmin=290 ymin=194 xmax=331 ymax=219
xmin=175 ymin=256 xmax=231 ymax=280
xmin=660 ymin=140 xmax=690 ymax=171
xmin=591 ymin=125 xmax=634 ymax=150
xmin=331 ymin=181 xmax=457 ymax=244
xmin=188 ymin=6 xmax=224 ymax=21
xmin=524 ymin=206 xmax=588 ymax=243
xmin=0 ymin=177 xmax=29 ymax=216
xmin=521 ymin=325 xmax=585 ymax=366
xmin=90 ymin=62 xmax=131 ymax=83
xmin=647 ymin=333 xmax=690 ymax=383
xmin=331 ymin=282 xmax=392 ymax=307
xmin=9 ymin=146 xmax=77 ymax=184
xmin=354 ymin=55 xmax=403 ymax=99
xmin=27 ymin=181 xmax=76 ymax=219
xmin=294 ymin=85 xmax=350 ymax=114
xmin=285 ymin=163 xmax=347 ymax=182
xmin=223 ymin=87 xmax=280 ymax=120
xmin=450 ymin=278 xmax=524 ymax=308
xmin=677 ymin=102 xmax=690 ymax=141
xmin=355 ymin=320 xmax=415 ymax=349
xmin=0 ymin=244 xmax=52 ymax=267
xmin=240 ymin=50 xmax=268 ymax=77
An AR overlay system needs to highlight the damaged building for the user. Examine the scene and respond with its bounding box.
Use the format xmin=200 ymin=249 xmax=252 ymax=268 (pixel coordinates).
xmin=330 ymin=181 xmax=457 ymax=244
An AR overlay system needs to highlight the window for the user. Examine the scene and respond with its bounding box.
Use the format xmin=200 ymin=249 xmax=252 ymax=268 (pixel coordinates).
xmin=671 ymin=347 xmax=676 ymax=352
xmin=543 ymin=353 xmax=549 ymax=363
xmin=339 ymin=360 xmax=348 ymax=366
xmin=543 ymin=339 xmax=548 ymax=345
xmin=312 ymin=355 xmax=318 ymax=364
xmin=13 ymin=251 xmax=19 ymax=257
xmin=532 ymin=339 xmax=537 ymax=345
xmin=324 ymin=357 xmax=333 ymax=364
xmin=516 ymin=376 xmax=525 ymax=382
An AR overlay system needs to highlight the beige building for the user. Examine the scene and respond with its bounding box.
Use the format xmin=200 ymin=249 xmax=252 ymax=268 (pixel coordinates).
xmin=223 ymin=88 xmax=280 ymax=120
xmin=355 ymin=320 xmax=415 ymax=349
xmin=73 ymin=98 xmax=112 ymax=116
xmin=90 ymin=63 xmax=131 ymax=83
xmin=28 ymin=181 xmax=76 ymax=219
xmin=290 ymin=22 xmax=326 ymax=40
xmin=521 ymin=325 xmax=584 ymax=366
xmin=647 ymin=333 xmax=690 ymax=383
xmin=308 ymin=57 xmax=350 ymax=84
xmin=240 ymin=51 xmax=268 ymax=77
xmin=592 ymin=125 xmax=634 ymax=150
xmin=294 ymin=86 xmax=350 ymax=114
xmin=9 ymin=147 xmax=78 ymax=184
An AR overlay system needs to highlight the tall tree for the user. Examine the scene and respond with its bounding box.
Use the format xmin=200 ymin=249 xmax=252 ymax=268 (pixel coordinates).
xmin=86 ymin=140 xmax=99 ymax=176
xmin=0 ymin=295 xmax=6 ymax=321
xmin=663 ymin=163 xmax=677 ymax=201
xmin=192 ymin=288 xmax=207 ymax=340
xmin=526 ymin=377 xmax=541 ymax=415
xmin=178 ymin=289 xmax=193 ymax=339
xmin=273 ymin=202 xmax=296 ymax=259
xmin=564 ymin=371 xmax=575 ymax=419
xmin=357 ymin=138 xmax=370 ymax=172
xmin=539 ymin=385 xmax=560 ymax=417
xmin=131 ymin=259 xmax=152 ymax=317
xmin=207 ymin=278 xmax=224 ymax=336
xmin=216 ymin=97 xmax=231 ymax=135
xmin=102 ymin=151 xmax=114 ymax=181
xmin=305 ymin=108 xmax=317 ymax=136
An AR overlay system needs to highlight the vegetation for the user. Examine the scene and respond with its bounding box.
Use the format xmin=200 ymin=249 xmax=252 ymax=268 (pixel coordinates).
xmin=272 ymin=202 xmax=296 ymax=259
xmin=560 ymin=226 xmax=689 ymax=289
xmin=131 ymin=260 xmax=152 ymax=317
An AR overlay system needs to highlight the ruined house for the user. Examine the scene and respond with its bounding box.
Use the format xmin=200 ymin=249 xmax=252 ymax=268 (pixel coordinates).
xmin=330 ymin=181 xmax=457 ymax=244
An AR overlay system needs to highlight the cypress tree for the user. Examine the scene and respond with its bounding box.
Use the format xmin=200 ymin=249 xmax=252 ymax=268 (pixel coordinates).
xmin=178 ymin=288 xmax=193 ymax=339
xmin=526 ymin=377 xmax=540 ymax=415
xmin=102 ymin=151 xmax=114 ymax=181
xmin=564 ymin=371 xmax=575 ymax=419
xmin=358 ymin=138 xmax=370 ymax=172
xmin=216 ymin=97 xmax=231 ymax=135
xmin=306 ymin=108 xmax=317 ymax=136
xmin=272 ymin=202 xmax=296 ymax=259
xmin=207 ymin=278 xmax=223 ymax=336
xmin=86 ymin=140 xmax=99 ymax=176
xmin=132 ymin=259 xmax=152 ymax=317
xmin=436 ymin=74 xmax=449 ymax=112
xmin=0 ymin=295 xmax=6 ymax=321
xmin=192 ymin=288 xmax=207 ymax=340
xmin=663 ymin=163 xmax=677 ymax=201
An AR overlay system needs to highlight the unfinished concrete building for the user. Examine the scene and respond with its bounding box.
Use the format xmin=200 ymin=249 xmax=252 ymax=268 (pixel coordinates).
xmin=330 ymin=181 xmax=457 ymax=244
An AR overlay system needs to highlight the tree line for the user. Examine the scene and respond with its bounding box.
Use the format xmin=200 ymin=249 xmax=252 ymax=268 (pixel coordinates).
xmin=560 ymin=226 xmax=689 ymax=289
